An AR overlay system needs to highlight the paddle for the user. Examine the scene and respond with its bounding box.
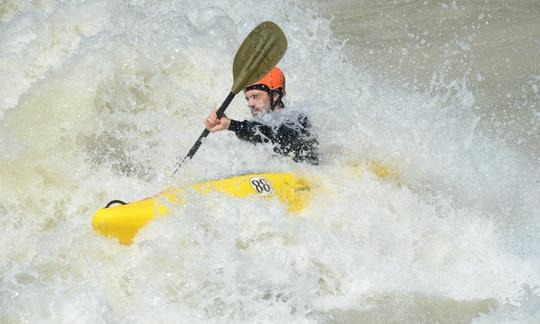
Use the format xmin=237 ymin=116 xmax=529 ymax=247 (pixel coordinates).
xmin=172 ymin=21 xmax=288 ymax=175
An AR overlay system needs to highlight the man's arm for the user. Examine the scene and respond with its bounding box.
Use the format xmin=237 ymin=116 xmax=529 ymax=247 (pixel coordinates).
xmin=228 ymin=119 xmax=274 ymax=143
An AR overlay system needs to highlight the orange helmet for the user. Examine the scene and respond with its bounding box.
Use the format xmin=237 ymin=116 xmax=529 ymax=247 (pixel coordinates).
xmin=245 ymin=67 xmax=286 ymax=94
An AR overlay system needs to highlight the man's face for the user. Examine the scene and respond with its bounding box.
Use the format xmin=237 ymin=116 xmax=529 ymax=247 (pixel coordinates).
xmin=244 ymin=89 xmax=272 ymax=117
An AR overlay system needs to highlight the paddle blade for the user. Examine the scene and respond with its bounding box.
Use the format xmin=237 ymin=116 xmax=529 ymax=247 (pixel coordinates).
xmin=231 ymin=21 xmax=287 ymax=94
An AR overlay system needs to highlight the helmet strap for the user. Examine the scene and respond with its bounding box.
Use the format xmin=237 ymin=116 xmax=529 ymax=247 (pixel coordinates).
xmin=270 ymin=91 xmax=285 ymax=111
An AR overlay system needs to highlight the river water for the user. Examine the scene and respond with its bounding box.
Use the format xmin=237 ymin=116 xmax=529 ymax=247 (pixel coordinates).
xmin=1 ymin=1 xmax=539 ymax=323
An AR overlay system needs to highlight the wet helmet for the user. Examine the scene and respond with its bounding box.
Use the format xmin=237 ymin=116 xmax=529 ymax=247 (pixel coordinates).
xmin=244 ymin=67 xmax=286 ymax=109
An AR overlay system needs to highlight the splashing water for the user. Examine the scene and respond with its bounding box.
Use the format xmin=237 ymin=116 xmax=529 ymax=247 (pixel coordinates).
xmin=1 ymin=0 xmax=539 ymax=323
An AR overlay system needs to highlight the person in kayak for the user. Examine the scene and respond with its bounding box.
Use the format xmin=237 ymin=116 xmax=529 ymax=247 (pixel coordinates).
xmin=204 ymin=67 xmax=319 ymax=165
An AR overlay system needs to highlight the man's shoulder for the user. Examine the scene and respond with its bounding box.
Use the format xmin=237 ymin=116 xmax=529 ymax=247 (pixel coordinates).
xmin=281 ymin=110 xmax=311 ymax=128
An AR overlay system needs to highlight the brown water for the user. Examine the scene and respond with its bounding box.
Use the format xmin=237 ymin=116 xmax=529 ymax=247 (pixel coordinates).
xmin=316 ymin=0 xmax=540 ymax=160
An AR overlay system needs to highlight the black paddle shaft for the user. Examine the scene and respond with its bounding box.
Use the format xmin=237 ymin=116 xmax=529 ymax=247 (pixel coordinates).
xmin=173 ymin=92 xmax=236 ymax=174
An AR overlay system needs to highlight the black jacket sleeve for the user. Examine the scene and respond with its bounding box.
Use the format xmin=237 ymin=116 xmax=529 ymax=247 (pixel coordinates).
xmin=228 ymin=114 xmax=319 ymax=165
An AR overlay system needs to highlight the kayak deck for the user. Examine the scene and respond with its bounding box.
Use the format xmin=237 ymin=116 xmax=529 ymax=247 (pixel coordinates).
xmin=92 ymin=173 xmax=311 ymax=245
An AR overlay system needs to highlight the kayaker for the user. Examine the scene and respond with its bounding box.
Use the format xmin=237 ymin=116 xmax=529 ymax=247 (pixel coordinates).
xmin=204 ymin=67 xmax=319 ymax=165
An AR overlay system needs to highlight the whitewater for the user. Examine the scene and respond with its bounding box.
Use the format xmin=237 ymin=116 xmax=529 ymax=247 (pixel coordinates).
xmin=1 ymin=1 xmax=539 ymax=323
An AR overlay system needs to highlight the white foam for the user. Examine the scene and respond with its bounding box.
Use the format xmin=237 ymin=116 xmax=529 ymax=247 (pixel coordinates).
xmin=0 ymin=0 xmax=538 ymax=323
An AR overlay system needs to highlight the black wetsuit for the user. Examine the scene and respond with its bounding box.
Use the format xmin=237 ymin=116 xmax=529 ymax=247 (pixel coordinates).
xmin=228 ymin=113 xmax=319 ymax=165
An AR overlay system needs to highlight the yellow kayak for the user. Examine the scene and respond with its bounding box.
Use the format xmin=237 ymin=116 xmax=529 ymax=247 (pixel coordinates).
xmin=92 ymin=173 xmax=312 ymax=245
xmin=92 ymin=162 xmax=397 ymax=245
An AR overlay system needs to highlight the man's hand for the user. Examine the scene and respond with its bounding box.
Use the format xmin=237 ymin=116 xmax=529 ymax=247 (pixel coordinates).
xmin=204 ymin=110 xmax=231 ymax=132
